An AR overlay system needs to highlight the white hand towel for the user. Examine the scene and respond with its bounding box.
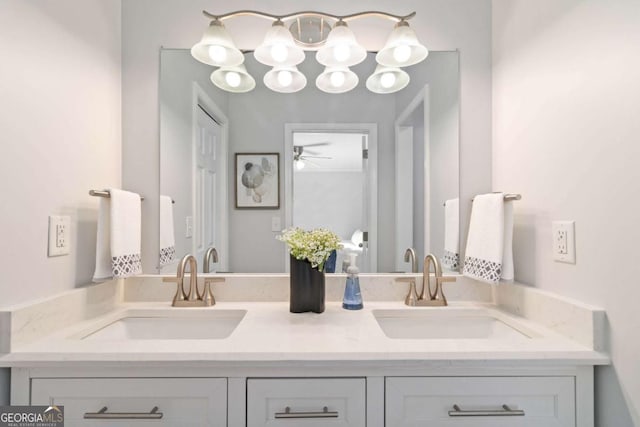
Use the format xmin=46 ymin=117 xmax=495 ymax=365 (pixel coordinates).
xmin=110 ymin=189 xmax=142 ymax=277
xmin=92 ymin=197 xmax=112 ymax=282
xmin=92 ymin=189 xmax=142 ymax=281
xmin=463 ymin=193 xmax=514 ymax=284
xmin=159 ymin=195 xmax=176 ymax=266
xmin=442 ymin=198 xmax=459 ymax=270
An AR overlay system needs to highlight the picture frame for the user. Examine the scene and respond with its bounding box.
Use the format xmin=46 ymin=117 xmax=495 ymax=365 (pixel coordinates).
xmin=235 ymin=153 xmax=280 ymax=209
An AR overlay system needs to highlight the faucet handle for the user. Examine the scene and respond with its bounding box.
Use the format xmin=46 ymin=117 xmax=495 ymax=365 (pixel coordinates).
xmin=438 ymin=276 xmax=457 ymax=283
xmin=201 ymin=277 xmax=224 ymax=307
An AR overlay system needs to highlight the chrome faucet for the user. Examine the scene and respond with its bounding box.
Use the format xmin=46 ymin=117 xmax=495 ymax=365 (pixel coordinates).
xmin=163 ymin=254 xmax=220 ymax=307
xmin=398 ymin=253 xmax=456 ymax=306
xmin=203 ymin=247 xmax=219 ymax=273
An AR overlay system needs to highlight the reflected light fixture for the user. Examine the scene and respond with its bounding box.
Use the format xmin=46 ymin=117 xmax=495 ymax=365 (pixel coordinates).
xmin=316 ymin=67 xmax=359 ymax=94
xmin=264 ymin=66 xmax=307 ymax=93
xmin=366 ymin=65 xmax=410 ymax=94
xmin=191 ymin=10 xmax=428 ymax=94
xmin=210 ymin=64 xmax=256 ymax=93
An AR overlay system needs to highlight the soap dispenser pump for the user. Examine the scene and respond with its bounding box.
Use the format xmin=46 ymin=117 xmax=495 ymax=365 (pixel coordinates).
xmin=342 ymin=253 xmax=363 ymax=310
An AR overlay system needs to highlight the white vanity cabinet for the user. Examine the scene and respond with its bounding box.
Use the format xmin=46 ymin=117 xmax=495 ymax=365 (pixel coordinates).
xmin=29 ymin=377 xmax=227 ymax=427
xmin=386 ymin=376 xmax=576 ymax=427
xmin=246 ymin=378 xmax=366 ymax=427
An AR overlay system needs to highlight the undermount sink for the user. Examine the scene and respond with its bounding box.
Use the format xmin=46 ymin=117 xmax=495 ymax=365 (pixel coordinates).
xmin=372 ymin=308 xmax=531 ymax=340
xmin=81 ymin=310 xmax=247 ymax=340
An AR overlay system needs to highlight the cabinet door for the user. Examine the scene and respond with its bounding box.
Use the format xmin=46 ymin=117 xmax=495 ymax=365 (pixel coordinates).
xmin=386 ymin=376 xmax=575 ymax=427
xmin=247 ymin=378 xmax=366 ymax=427
xmin=31 ymin=378 xmax=226 ymax=427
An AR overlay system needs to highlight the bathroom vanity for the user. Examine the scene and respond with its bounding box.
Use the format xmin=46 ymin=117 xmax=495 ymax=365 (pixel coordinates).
xmin=0 ymin=275 xmax=607 ymax=426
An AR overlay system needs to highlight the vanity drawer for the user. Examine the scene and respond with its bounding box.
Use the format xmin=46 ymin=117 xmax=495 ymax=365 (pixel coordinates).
xmin=247 ymin=378 xmax=366 ymax=427
xmin=30 ymin=378 xmax=227 ymax=426
xmin=386 ymin=376 xmax=575 ymax=427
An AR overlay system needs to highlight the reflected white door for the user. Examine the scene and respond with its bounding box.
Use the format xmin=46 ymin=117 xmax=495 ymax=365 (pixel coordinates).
xmin=195 ymin=106 xmax=222 ymax=267
xmin=291 ymin=131 xmax=370 ymax=272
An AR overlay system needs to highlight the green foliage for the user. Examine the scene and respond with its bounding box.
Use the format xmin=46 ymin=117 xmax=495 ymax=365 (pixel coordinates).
xmin=277 ymin=227 xmax=342 ymax=271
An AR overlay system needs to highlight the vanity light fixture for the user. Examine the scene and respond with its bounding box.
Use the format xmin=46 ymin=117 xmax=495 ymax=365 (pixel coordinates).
xmin=376 ymin=21 xmax=428 ymax=67
xmin=191 ymin=10 xmax=428 ymax=94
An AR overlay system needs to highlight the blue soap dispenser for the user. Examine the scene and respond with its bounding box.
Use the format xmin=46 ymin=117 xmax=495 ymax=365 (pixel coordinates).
xmin=342 ymin=253 xmax=363 ymax=310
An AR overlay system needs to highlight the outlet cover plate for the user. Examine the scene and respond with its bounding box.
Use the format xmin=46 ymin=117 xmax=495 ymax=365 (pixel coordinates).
xmin=48 ymin=215 xmax=70 ymax=257
xmin=552 ymin=220 xmax=575 ymax=264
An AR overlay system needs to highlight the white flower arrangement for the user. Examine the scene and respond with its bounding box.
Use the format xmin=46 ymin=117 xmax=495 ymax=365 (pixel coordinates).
xmin=277 ymin=227 xmax=343 ymax=271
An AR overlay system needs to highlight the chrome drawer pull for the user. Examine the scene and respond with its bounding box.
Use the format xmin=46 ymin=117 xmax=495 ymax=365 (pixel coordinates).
xmin=448 ymin=404 xmax=525 ymax=417
xmin=84 ymin=406 xmax=163 ymax=420
xmin=275 ymin=406 xmax=339 ymax=419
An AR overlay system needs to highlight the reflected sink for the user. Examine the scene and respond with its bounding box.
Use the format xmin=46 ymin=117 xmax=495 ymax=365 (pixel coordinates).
xmin=373 ymin=309 xmax=531 ymax=340
xmin=82 ymin=310 xmax=247 ymax=340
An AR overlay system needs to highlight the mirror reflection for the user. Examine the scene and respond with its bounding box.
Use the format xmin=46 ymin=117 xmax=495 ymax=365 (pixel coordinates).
xmin=159 ymin=49 xmax=459 ymax=273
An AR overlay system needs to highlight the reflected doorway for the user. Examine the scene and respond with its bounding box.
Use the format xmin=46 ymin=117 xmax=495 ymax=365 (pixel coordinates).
xmin=284 ymin=124 xmax=378 ymax=272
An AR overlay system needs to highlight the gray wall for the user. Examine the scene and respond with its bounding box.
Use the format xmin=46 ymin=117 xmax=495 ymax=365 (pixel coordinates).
xmin=492 ymin=1 xmax=640 ymax=425
xmin=227 ymin=54 xmax=395 ymax=272
xmin=121 ymin=0 xmax=493 ymax=273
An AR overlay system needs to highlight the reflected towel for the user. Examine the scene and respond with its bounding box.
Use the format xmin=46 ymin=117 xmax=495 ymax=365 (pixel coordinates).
xmin=462 ymin=193 xmax=514 ymax=284
xmin=159 ymin=195 xmax=176 ymax=266
xmin=442 ymin=198 xmax=459 ymax=270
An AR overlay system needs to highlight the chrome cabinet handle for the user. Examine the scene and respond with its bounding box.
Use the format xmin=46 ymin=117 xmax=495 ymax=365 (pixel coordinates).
xmin=275 ymin=406 xmax=338 ymax=419
xmin=84 ymin=406 xmax=163 ymax=420
xmin=448 ymin=404 xmax=525 ymax=417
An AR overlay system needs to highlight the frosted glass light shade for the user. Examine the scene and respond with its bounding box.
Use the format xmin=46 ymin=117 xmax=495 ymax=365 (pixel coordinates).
xmin=210 ymin=64 xmax=255 ymax=93
xmin=316 ymin=21 xmax=367 ymax=67
xmin=366 ymin=65 xmax=410 ymax=94
xmin=316 ymin=67 xmax=359 ymax=94
xmin=376 ymin=21 xmax=428 ymax=68
xmin=191 ymin=20 xmax=244 ymax=67
xmin=254 ymin=21 xmax=305 ymax=67
xmin=264 ymin=66 xmax=307 ymax=93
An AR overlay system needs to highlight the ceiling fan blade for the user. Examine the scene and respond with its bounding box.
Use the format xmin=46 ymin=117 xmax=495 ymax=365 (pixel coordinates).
xmin=301 ymin=142 xmax=330 ymax=147
xmin=302 ymin=155 xmax=332 ymax=160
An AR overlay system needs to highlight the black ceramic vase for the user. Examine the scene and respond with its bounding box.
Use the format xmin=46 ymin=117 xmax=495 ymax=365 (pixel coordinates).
xmin=289 ymin=255 xmax=325 ymax=313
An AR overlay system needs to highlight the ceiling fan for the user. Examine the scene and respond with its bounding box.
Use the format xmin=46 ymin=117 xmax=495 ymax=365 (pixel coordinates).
xmin=293 ymin=144 xmax=332 ymax=161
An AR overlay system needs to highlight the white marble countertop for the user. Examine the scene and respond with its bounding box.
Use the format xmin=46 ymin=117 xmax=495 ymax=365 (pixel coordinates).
xmin=0 ymin=299 xmax=608 ymax=367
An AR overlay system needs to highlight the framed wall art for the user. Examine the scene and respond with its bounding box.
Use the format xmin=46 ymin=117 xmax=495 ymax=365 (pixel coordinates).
xmin=235 ymin=153 xmax=280 ymax=209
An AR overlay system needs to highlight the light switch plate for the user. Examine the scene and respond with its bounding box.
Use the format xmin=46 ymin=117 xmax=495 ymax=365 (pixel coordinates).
xmin=48 ymin=215 xmax=70 ymax=257
xmin=271 ymin=216 xmax=281 ymax=232
xmin=185 ymin=216 xmax=193 ymax=238
xmin=552 ymin=220 xmax=575 ymax=263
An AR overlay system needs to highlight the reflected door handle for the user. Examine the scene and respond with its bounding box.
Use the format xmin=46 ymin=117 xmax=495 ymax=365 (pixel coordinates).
xmin=448 ymin=404 xmax=525 ymax=417
xmin=84 ymin=406 xmax=163 ymax=419
xmin=275 ymin=406 xmax=338 ymax=419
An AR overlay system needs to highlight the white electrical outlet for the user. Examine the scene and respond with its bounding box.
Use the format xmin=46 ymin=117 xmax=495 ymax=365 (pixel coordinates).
xmin=48 ymin=215 xmax=70 ymax=257
xmin=552 ymin=221 xmax=575 ymax=263
xmin=271 ymin=216 xmax=281 ymax=232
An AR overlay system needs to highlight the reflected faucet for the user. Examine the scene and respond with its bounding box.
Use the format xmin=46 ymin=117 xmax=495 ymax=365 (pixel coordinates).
xmin=403 ymin=248 xmax=419 ymax=306
xmin=404 ymin=248 xmax=418 ymax=273
xmin=163 ymin=254 xmax=220 ymax=307
xmin=203 ymin=247 xmax=219 ymax=273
